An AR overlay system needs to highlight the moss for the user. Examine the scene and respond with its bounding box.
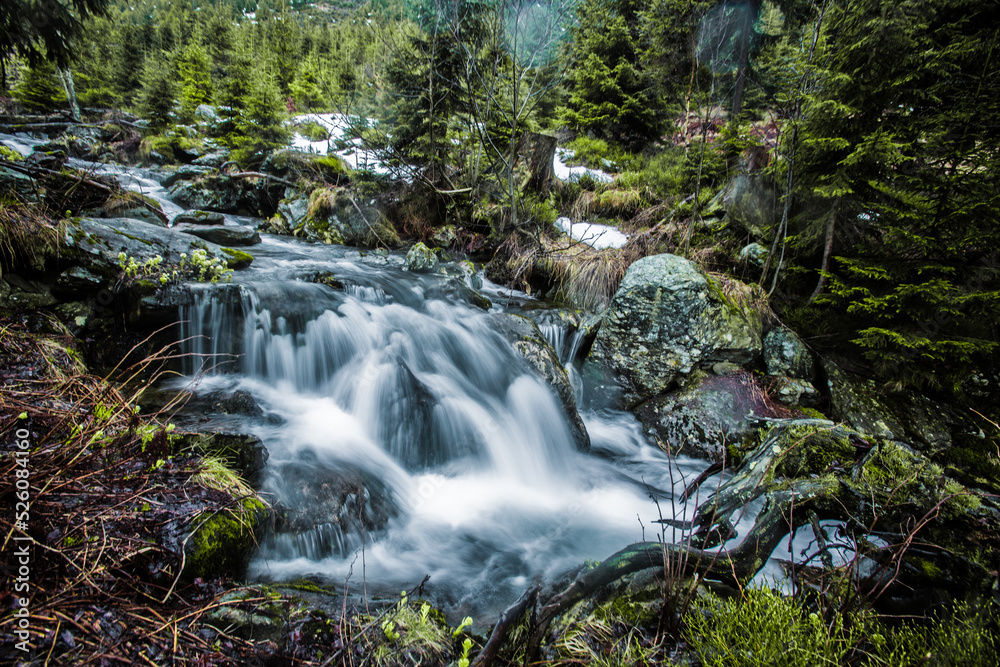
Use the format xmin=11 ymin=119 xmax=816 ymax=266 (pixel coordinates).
xmin=185 ymin=495 xmax=266 ymax=580
xmin=220 ymin=246 xmax=254 ymax=270
xmin=774 ymin=426 xmax=854 ymax=479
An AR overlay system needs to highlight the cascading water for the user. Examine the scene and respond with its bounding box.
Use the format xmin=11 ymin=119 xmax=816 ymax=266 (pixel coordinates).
xmin=174 ymin=245 xmax=720 ymax=619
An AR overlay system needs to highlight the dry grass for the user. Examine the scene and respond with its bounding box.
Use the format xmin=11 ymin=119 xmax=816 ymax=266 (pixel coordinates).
xmin=0 ymin=198 xmax=63 ymax=272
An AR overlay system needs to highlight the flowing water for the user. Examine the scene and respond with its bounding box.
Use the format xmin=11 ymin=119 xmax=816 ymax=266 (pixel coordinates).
xmin=170 ymin=238 xmax=732 ymax=620
xmin=1 ymin=129 xmax=750 ymax=620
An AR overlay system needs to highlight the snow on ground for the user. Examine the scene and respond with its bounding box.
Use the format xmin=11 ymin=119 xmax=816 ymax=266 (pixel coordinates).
xmin=553 ymin=147 xmax=615 ymax=184
xmin=554 ymin=217 xmax=628 ymax=250
xmin=290 ymin=113 xmax=391 ymax=174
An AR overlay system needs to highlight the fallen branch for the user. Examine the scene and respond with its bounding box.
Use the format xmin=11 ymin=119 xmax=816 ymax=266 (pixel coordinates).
xmin=471 ymin=584 xmax=539 ymax=667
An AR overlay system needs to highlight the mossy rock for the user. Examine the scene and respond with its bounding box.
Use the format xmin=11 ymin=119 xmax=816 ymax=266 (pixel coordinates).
xmin=174 ymin=431 xmax=269 ymax=480
xmin=262 ymin=149 xmax=350 ymax=183
xmin=220 ymin=247 xmax=254 ymax=270
xmin=184 ymin=496 xmax=267 ymax=580
xmin=773 ymin=425 xmax=855 ymax=479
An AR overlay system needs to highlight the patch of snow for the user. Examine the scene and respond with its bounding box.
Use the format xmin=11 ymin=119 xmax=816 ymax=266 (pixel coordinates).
xmin=554 ymin=217 xmax=628 ymax=250
xmin=553 ymin=147 xmax=614 ymax=183
xmin=290 ymin=112 xmax=392 ymax=175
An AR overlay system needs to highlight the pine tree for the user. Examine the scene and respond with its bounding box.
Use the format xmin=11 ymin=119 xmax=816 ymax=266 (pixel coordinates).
xmin=177 ymin=41 xmax=213 ymax=123
xmin=562 ymin=0 xmax=666 ymax=149
xmin=795 ymin=0 xmax=1000 ymax=390
xmin=12 ymin=61 xmax=68 ymax=112
xmin=138 ymin=56 xmax=177 ymax=130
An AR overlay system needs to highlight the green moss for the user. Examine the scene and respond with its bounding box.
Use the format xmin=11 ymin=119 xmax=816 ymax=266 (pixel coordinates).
xmin=775 ymin=426 xmax=854 ymax=479
xmin=185 ymin=496 xmax=266 ymax=580
xmin=220 ymin=246 xmax=254 ymax=270
xmin=796 ymin=407 xmax=827 ymax=420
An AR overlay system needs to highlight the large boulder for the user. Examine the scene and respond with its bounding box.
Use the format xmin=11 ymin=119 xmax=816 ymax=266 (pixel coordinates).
xmin=635 ymin=371 xmax=769 ymax=461
xmin=267 ymin=186 xmax=397 ymax=248
xmin=404 ymin=242 xmax=439 ymax=272
xmin=486 ymin=313 xmax=590 ymax=451
xmin=63 ymin=217 xmax=227 ymax=277
xmin=168 ymin=174 xmax=282 ymax=216
xmin=587 ymin=254 xmax=764 ymax=405
xmin=162 ymin=164 xmax=215 ymax=188
xmin=714 ymin=173 xmax=778 ymax=238
xmin=763 ymin=326 xmax=815 ymax=380
xmin=823 ymin=358 xmax=971 ymax=453
xmin=172 ymin=210 xmax=225 ymax=226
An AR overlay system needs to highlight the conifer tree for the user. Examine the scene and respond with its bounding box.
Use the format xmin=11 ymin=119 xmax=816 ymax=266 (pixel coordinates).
xmin=12 ymin=61 xmax=68 ymax=112
xmin=793 ymin=0 xmax=1000 ymax=390
xmin=562 ymin=0 xmax=666 ymax=149
xmin=177 ymin=41 xmax=213 ymax=123
xmin=137 ymin=56 xmax=177 ymax=130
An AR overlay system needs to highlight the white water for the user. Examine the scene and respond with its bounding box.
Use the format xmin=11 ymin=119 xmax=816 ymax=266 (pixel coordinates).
xmin=175 ymin=245 xmax=725 ymax=619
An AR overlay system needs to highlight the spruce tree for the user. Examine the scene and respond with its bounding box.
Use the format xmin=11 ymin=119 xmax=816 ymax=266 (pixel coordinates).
xmin=137 ymin=56 xmax=177 ymax=130
xmin=562 ymin=0 xmax=666 ymax=149
xmin=177 ymin=42 xmax=213 ymax=123
xmin=795 ymin=0 xmax=1000 ymax=390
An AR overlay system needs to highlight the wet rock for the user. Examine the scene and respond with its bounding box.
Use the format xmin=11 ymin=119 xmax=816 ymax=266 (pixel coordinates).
xmin=194 ymin=104 xmax=220 ymax=123
xmin=264 ymin=460 xmax=396 ymax=559
xmin=174 ymin=223 xmax=261 ymax=246
xmin=55 ymin=301 xmax=96 ymax=335
xmin=182 ymin=495 xmax=268 ymax=580
xmin=635 ymin=372 xmax=762 ymax=461
xmin=0 ymin=165 xmax=35 ymax=198
xmin=588 ymin=254 xmax=764 ymax=405
xmin=424 ymin=277 xmax=491 ymax=311
xmin=220 ymin=247 xmax=254 ymax=270
xmin=261 ymin=149 xmax=349 ymax=182
xmin=268 ymin=187 xmax=395 ymax=248
xmin=215 ymin=390 xmax=264 ymax=417
xmin=172 ymin=210 xmax=225 ymax=226
xmin=770 ymin=376 xmax=821 ymax=407
xmin=486 ymin=313 xmax=590 ymax=451
xmin=191 ymin=150 xmax=229 ymax=167
xmin=53 ymin=266 xmax=106 ymax=299
xmin=404 ymin=242 xmax=439 ymax=272
xmin=1 ymin=274 xmax=58 ymax=310
xmin=714 ymin=173 xmax=777 ymax=238
xmin=764 ymin=326 xmax=815 ymax=380
xmin=205 ymin=589 xmax=287 ymax=642
xmin=431 ymin=225 xmax=457 ymax=248
xmin=824 ymin=358 xmax=969 ymax=453
xmin=168 ymin=174 xmax=282 ymax=216
xmin=739 ymin=242 xmax=769 ymax=269
xmin=162 ymin=164 xmax=215 ymax=188
xmin=128 ymin=283 xmax=194 ymax=329
xmin=63 ymin=217 xmax=227 ymax=277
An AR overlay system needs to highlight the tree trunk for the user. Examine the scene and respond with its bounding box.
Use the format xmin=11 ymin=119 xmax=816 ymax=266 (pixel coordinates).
xmin=58 ymin=68 xmax=82 ymax=123
xmin=525 ymin=133 xmax=557 ymax=195
xmin=731 ymin=0 xmax=761 ymax=119
xmin=808 ymin=200 xmax=838 ymax=304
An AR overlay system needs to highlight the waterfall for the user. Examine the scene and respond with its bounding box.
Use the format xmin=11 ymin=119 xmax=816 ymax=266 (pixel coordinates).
xmin=177 ymin=254 xmax=709 ymax=619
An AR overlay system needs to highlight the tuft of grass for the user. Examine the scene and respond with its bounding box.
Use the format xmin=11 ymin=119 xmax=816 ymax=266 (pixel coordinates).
xmin=0 ymin=199 xmax=63 ymax=272
xmin=192 ymin=455 xmax=257 ymax=500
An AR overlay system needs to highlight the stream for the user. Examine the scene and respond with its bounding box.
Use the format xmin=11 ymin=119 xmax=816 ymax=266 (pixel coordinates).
xmin=2 ymin=132 xmax=785 ymax=622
